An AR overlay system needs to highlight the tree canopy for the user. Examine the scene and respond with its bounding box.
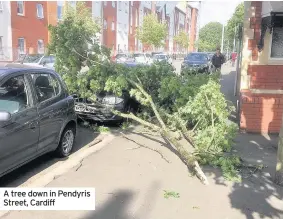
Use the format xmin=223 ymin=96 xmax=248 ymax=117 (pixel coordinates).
xmin=198 ymin=22 xmax=223 ymax=52
xmin=174 ymin=30 xmax=190 ymax=52
xmin=225 ymin=3 xmax=244 ymax=51
xmin=136 ymin=14 xmax=167 ymax=49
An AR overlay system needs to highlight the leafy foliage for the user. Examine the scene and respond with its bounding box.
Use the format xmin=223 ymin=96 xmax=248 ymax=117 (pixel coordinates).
xmin=48 ymin=3 xmax=239 ymax=183
xmin=163 ymin=190 xmax=180 ymax=199
xmin=198 ymin=22 xmax=223 ymax=52
xmin=48 ymin=2 xmax=111 ymax=97
xmin=174 ymin=30 xmax=190 ymax=51
xmin=179 ymin=80 xmax=240 ymax=181
xmin=225 ymin=3 xmax=244 ymax=51
xmin=136 ymin=14 xmax=167 ymax=49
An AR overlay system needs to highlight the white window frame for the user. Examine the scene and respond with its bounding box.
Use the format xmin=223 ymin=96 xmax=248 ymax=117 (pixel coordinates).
xmin=36 ymin=3 xmax=44 ymax=19
xmin=0 ymin=1 xmax=3 ymax=12
xmin=118 ymin=22 xmax=121 ymax=32
xmin=112 ymin=1 xmax=115 ymax=8
xmin=0 ymin=36 xmax=3 ymax=55
xmin=111 ymin=21 xmax=115 ymax=31
xmin=37 ymin=39 xmax=44 ymax=54
xmin=18 ymin=38 xmax=25 ymax=54
xmin=17 ymin=1 xmax=24 ymax=16
xmin=125 ymin=2 xmax=128 ymax=13
xmin=119 ymin=1 xmax=121 ymax=11
xmin=103 ymin=19 xmax=107 ymax=29
xmin=269 ymin=26 xmax=283 ymax=61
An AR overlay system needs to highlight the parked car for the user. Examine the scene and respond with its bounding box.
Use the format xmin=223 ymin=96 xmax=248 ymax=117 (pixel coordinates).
xmin=0 ymin=64 xmax=77 ymax=177
xmin=15 ymin=54 xmax=56 ymax=69
xmin=145 ymin=53 xmax=153 ymax=65
xmin=152 ymin=53 xmax=173 ymax=65
xmin=133 ymin=53 xmax=148 ymax=64
xmin=181 ymin=52 xmax=211 ymax=73
xmin=115 ymin=53 xmax=129 ymax=63
xmin=73 ymin=91 xmax=140 ymax=123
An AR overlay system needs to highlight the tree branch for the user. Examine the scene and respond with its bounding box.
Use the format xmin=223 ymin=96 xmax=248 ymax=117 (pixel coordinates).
xmin=121 ymin=133 xmax=170 ymax=163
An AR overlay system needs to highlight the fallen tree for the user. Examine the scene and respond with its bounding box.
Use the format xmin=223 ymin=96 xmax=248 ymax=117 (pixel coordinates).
xmin=48 ymin=2 xmax=240 ymax=185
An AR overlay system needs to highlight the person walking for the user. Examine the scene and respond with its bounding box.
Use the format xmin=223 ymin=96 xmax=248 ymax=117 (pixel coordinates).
xmin=212 ymin=47 xmax=225 ymax=72
xmin=231 ymin=52 xmax=237 ymax=67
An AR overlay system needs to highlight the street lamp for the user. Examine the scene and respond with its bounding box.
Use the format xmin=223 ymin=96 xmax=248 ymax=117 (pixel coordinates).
xmin=221 ymin=23 xmax=225 ymax=53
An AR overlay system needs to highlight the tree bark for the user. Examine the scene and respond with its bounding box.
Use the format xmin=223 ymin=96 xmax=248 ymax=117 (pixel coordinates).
xmin=275 ymin=118 xmax=283 ymax=186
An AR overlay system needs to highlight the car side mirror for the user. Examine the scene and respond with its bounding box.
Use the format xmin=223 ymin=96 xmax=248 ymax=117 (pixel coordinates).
xmin=0 ymin=111 xmax=11 ymax=122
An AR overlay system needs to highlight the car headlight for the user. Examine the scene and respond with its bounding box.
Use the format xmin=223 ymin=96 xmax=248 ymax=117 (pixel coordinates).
xmin=201 ymin=64 xmax=208 ymax=68
xmin=102 ymin=96 xmax=124 ymax=105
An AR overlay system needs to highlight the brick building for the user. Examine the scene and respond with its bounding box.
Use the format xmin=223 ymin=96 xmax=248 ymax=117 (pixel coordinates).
xmin=239 ymin=1 xmax=283 ymax=133
xmin=0 ymin=1 xmax=200 ymax=62
xmin=0 ymin=1 xmax=57 ymax=61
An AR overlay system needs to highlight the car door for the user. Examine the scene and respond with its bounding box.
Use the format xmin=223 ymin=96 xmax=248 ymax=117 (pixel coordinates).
xmin=29 ymin=72 xmax=67 ymax=153
xmin=0 ymin=73 xmax=39 ymax=175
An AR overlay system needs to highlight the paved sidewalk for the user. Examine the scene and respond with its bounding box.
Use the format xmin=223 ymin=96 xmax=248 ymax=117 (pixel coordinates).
xmin=2 ymin=131 xmax=283 ymax=219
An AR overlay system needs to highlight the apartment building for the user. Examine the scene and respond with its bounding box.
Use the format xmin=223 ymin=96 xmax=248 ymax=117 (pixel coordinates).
xmin=0 ymin=1 xmax=199 ymax=62
xmin=0 ymin=1 xmax=54 ymax=61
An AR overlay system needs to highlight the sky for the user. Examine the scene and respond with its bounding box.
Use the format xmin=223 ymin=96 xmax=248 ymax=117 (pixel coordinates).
xmin=199 ymin=0 xmax=243 ymax=28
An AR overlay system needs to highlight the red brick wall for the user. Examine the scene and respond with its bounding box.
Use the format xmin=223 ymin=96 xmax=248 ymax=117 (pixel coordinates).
xmin=103 ymin=1 xmax=117 ymax=50
xmin=240 ymin=91 xmax=283 ymax=133
xmin=11 ymin=1 xmax=49 ymax=58
xmin=189 ymin=8 xmax=197 ymax=52
xmin=240 ymin=1 xmax=283 ymax=133
xmin=128 ymin=1 xmax=140 ymax=52
xmin=248 ymin=65 xmax=283 ymax=90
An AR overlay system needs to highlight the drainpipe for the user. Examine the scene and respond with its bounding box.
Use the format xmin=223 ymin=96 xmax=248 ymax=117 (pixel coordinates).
xmin=101 ymin=2 xmax=104 ymax=46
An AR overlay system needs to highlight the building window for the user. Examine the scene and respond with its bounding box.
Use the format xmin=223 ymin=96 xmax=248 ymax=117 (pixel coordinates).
xmin=135 ymin=9 xmax=138 ymax=26
xmin=103 ymin=19 xmax=107 ymax=29
xmin=17 ymin=1 xmax=24 ymax=15
xmin=131 ymin=1 xmax=133 ymax=6
xmin=118 ymin=1 xmax=121 ymax=10
xmin=112 ymin=1 xmax=115 ymax=8
xmin=270 ymin=27 xmax=283 ymax=59
xmin=18 ymin=38 xmax=25 ymax=54
xmin=0 ymin=1 xmax=3 ymax=12
xmin=0 ymin=36 xmax=3 ymax=55
xmin=37 ymin=39 xmax=44 ymax=54
xmin=104 ymin=1 xmax=107 ymax=7
xmin=125 ymin=2 xmax=128 ymax=13
xmin=111 ymin=21 xmax=115 ymax=31
xmin=57 ymin=6 xmax=62 ymax=20
xmin=36 ymin=4 xmax=44 ymax=19
xmin=69 ymin=1 xmax=76 ymax=8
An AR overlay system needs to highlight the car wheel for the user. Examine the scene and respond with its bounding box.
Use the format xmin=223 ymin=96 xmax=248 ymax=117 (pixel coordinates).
xmin=55 ymin=126 xmax=75 ymax=157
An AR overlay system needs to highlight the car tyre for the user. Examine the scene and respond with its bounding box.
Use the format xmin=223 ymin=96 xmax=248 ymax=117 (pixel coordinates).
xmin=55 ymin=126 xmax=76 ymax=158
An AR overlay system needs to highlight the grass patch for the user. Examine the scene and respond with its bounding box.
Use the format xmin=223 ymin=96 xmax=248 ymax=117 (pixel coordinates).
xmin=163 ymin=190 xmax=180 ymax=199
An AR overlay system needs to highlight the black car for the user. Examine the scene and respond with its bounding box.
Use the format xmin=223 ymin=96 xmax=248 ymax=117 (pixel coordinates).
xmin=0 ymin=64 xmax=77 ymax=177
xmin=181 ymin=52 xmax=211 ymax=73
xmin=73 ymin=91 xmax=139 ymax=123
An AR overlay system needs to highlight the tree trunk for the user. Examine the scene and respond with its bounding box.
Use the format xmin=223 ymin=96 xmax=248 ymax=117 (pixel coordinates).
xmin=275 ymin=118 xmax=283 ymax=186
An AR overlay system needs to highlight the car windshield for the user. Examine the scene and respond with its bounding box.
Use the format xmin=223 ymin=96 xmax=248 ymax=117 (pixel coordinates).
xmin=133 ymin=54 xmax=144 ymax=58
xmin=154 ymin=55 xmax=166 ymax=60
xmin=116 ymin=54 xmax=127 ymax=59
xmin=185 ymin=53 xmax=207 ymax=61
xmin=21 ymin=54 xmax=43 ymax=63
